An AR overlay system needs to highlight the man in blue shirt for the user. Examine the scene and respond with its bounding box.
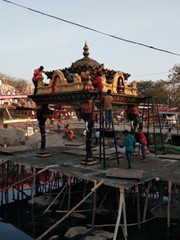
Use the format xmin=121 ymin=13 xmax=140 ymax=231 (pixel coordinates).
xmin=123 ymin=130 xmax=136 ymax=169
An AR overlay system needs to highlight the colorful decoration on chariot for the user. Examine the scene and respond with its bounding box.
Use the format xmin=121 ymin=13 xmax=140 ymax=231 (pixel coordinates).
xmin=36 ymin=42 xmax=137 ymax=96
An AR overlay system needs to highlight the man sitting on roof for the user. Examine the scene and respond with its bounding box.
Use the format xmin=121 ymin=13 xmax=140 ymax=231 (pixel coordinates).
xmin=92 ymin=71 xmax=103 ymax=91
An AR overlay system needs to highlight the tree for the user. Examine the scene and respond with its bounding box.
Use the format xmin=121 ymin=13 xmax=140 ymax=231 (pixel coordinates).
xmin=136 ymin=64 xmax=180 ymax=108
xmin=167 ymin=64 xmax=180 ymax=107
xmin=137 ymin=80 xmax=155 ymax=97
xmin=137 ymin=80 xmax=168 ymax=105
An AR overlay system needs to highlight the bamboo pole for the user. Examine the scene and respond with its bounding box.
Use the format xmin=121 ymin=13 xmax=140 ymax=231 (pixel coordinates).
xmin=135 ymin=185 xmax=141 ymax=229
xmin=82 ymin=180 xmax=86 ymax=199
xmin=36 ymin=180 xmax=104 ymax=240
xmin=91 ymin=180 xmax=97 ymax=228
xmin=122 ymin=189 xmax=128 ymax=238
xmin=0 ymin=160 xmax=9 ymax=165
xmin=31 ymin=167 xmax=36 ymax=204
xmin=1 ymin=164 xmax=20 ymax=183
xmin=42 ymin=184 xmax=67 ymax=215
xmin=113 ymin=186 xmax=124 ymax=240
xmin=167 ymin=181 xmax=172 ymax=228
xmin=17 ymin=163 xmax=22 ymax=201
xmin=59 ymin=184 xmax=68 ymax=210
xmin=49 ymin=172 xmax=54 ymax=203
xmin=0 ymin=161 xmax=5 ymax=204
xmin=67 ymin=175 xmax=71 ymax=212
xmin=0 ymin=167 xmax=49 ymax=192
xmin=143 ymin=181 xmax=151 ymax=221
xmin=5 ymin=161 xmax=9 ymax=204
xmin=5 ymin=107 xmax=13 ymax=120
xmin=21 ymin=165 xmax=25 ymax=200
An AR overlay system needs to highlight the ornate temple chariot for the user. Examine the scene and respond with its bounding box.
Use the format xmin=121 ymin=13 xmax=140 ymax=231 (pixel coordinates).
xmin=28 ymin=42 xmax=143 ymax=155
xmin=35 ymin=42 xmax=138 ymax=98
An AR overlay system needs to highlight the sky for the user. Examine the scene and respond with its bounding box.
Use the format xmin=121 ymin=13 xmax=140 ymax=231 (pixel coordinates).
xmin=0 ymin=0 xmax=180 ymax=84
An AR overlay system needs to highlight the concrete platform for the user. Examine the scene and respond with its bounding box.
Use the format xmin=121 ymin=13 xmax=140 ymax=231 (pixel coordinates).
xmin=0 ymin=145 xmax=180 ymax=188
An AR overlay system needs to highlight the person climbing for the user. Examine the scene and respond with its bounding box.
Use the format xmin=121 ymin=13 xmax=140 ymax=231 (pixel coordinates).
xmin=127 ymin=105 xmax=139 ymax=133
xmin=32 ymin=66 xmax=46 ymax=94
xmin=138 ymin=128 xmax=148 ymax=161
xmin=92 ymin=70 xmax=103 ymax=91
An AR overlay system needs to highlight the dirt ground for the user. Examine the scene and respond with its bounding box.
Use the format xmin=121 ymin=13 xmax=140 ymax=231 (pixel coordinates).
xmin=2 ymin=118 xmax=85 ymax=150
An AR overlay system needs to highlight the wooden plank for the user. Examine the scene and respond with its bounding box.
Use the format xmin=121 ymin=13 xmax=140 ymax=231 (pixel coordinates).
xmin=93 ymin=154 xmax=123 ymax=160
xmin=65 ymin=142 xmax=84 ymax=147
xmin=158 ymin=154 xmax=180 ymax=160
xmin=81 ymin=158 xmax=98 ymax=165
xmin=0 ymin=146 xmax=28 ymax=155
xmin=93 ymin=148 xmax=122 ymax=155
xmin=62 ymin=149 xmax=85 ymax=156
xmin=104 ymin=148 xmax=122 ymax=155
xmin=106 ymin=168 xmax=144 ymax=180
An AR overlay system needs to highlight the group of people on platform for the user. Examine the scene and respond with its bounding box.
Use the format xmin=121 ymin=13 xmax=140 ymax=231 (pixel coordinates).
xmin=95 ymin=126 xmax=148 ymax=169
xmin=123 ymin=128 xmax=148 ymax=169
xmin=32 ymin=66 xmax=105 ymax=95
xmin=93 ymin=89 xmax=149 ymax=170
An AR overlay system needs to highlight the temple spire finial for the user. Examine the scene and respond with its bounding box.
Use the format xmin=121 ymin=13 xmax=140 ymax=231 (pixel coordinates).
xmin=83 ymin=41 xmax=89 ymax=58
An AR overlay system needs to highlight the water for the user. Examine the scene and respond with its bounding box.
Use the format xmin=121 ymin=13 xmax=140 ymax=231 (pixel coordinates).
xmin=0 ymin=196 xmax=179 ymax=240
xmin=0 ymin=185 xmax=179 ymax=240
xmin=0 ymin=221 xmax=33 ymax=240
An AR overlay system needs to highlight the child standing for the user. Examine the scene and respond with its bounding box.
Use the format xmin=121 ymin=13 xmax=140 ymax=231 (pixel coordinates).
xmin=64 ymin=124 xmax=69 ymax=139
xmin=57 ymin=118 xmax=61 ymax=134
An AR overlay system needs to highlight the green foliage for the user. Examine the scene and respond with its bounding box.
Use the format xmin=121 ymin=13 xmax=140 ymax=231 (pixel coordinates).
xmin=149 ymin=144 xmax=180 ymax=154
xmin=167 ymin=64 xmax=180 ymax=107
xmin=168 ymin=64 xmax=180 ymax=81
xmin=137 ymin=80 xmax=168 ymax=104
xmin=136 ymin=64 xmax=180 ymax=107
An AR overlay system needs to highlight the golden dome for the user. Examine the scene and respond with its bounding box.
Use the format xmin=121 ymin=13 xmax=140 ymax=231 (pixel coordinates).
xmin=71 ymin=42 xmax=102 ymax=69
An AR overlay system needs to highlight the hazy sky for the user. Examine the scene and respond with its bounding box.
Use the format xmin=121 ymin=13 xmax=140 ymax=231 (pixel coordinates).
xmin=1 ymin=0 xmax=180 ymax=84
